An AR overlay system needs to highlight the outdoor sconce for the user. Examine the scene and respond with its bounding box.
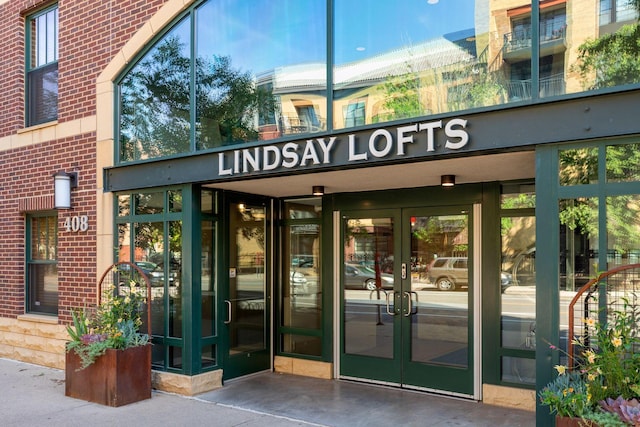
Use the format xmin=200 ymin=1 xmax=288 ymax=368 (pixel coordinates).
xmin=441 ymin=174 xmax=456 ymax=187
xmin=312 ymin=185 xmax=325 ymax=196
xmin=54 ymin=170 xmax=78 ymax=209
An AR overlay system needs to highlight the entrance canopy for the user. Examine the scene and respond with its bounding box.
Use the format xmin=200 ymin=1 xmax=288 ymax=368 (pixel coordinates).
xmin=206 ymin=151 xmax=534 ymax=197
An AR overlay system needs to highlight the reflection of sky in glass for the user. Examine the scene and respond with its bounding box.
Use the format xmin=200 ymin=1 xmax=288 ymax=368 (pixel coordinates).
xmin=335 ymin=0 xmax=476 ymax=64
xmin=196 ymin=0 xmax=326 ymax=75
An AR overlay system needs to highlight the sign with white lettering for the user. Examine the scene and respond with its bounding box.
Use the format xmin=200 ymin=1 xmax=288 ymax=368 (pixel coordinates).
xmin=218 ymin=118 xmax=469 ymax=177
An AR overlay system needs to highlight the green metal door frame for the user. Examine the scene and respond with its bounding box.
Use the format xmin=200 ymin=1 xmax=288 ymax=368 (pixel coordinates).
xmin=219 ymin=191 xmax=273 ymax=380
xmin=338 ymin=204 xmax=477 ymax=396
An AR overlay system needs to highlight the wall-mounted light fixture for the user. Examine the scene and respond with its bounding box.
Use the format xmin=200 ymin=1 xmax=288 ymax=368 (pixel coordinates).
xmin=441 ymin=174 xmax=455 ymax=187
xmin=312 ymin=185 xmax=325 ymax=196
xmin=54 ymin=171 xmax=78 ymax=209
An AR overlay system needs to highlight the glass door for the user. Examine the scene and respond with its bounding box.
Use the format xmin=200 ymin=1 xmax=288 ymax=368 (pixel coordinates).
xmin=340 ymin=206 xmax=474 ymax=396
xmin=222 ymin=198 xmax=270 ymax=380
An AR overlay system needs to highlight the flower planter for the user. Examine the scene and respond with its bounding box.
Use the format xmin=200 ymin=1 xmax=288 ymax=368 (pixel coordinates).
xmin=65 ymin=344 xmax=151 ymax=407
xmin=555 ymin=415 xmax=598 ymax=427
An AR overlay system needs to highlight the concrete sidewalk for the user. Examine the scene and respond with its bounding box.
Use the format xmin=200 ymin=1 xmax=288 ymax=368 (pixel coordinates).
xmin=0 ymin=357 xmax=536 ymax=427
xmin=0 ymin=358 xmax=314 ymax=427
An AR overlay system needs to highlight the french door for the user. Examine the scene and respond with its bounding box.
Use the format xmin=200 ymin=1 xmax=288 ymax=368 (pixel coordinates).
xmin=339 ymin=206 xmax=476 ymax=396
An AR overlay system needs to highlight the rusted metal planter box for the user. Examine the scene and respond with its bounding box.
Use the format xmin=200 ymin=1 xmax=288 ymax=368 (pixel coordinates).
xmin=65 ymin=344 xmax=152 ymax=407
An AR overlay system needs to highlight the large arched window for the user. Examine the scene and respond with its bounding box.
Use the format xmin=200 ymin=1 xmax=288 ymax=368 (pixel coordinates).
xmin=118 ymin=0 xmax=327 ymax=163
xmin=117 ymin=0 xmax=640 ymax=164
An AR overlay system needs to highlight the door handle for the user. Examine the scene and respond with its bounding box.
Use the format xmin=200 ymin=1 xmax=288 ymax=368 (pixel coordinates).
xmin=385 ymin=291 xmax=398 ymax=316
xmin=403 ymin=291 xmax=418 ymax=317
xmin=224 ymin=300 xmax=232 ymax=324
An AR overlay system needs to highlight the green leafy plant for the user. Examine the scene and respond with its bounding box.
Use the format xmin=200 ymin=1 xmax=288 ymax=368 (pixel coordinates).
xmin=66 ymin=282 xmax=149 ymax=369
xmin=540 ymin=299 xmax=640 ymax=424
xmin=539 ymin=369 xmax=592 ymax=417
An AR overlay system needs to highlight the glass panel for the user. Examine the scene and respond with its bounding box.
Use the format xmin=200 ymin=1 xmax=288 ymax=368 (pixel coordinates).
xmin=134 ymin=192 xmax=164 ymax=215
xmin=119 ymin=17 xmax=191 ymax=162
xmin=559 ymin=147 xmax=599 ymax=185
xmin=168 ymin=221 xmax=182 ymax=338
xmin=201 ymin=189 xmax=217 ymax=215
xmin=28 ymin=63 xmax=58 ymax=125
xmin=28 ymin=263 xmax=58 ymax=314
xmin=32 ymin=8 xmax=58 ymax=67
xmin=281 ymin=334 xmax=321 ymax=356
xmin=229 ymin=203 xmax=266 ymax=354
xmin=410 ymin=214 xmax=468 ymax=367
xmin=501 ymin=216 xmax=536 ymax=356
xmin=135 ymin=222 xmax=165 ymax=337
xmin=343 ymin=217 xmax=395 ymax=358
xmin=606 ymin=143 xmax=640 ymax=182
xmin=283 ymin=224 xmax=321 ymax=329
xmin=169 ymin=346 xmax=182 ymax=369
xmin=559 ymin=198 xmax=599 ymax=290
xmin=202 ymin=220 xmax=216 ymax=337
xmin=558 ymin=0 xmax=640 ymax=96
xmin=501 ymin=356 xmax=536 ymax=385
xmin=117 ymin=194 xmax=131 ymax=217
xmin=334 ymin=0 xmax=513 ymax=130
xmin=31 ymin=216 xmax=57 ymax=260
xmin=195 ymin=0 xmax=326 ymax=149
xmin=607 ymin=195 xmax=640 ymax=268
xmin=501 ymin=183 xmax=536 ymax=209
xmin=285 ymin=198 xmax=321 ymax=219
xmin=151 ymin=343 xmax=166 ymax=369
xmin=168 ymin=190 xmax=182 ymax=213
xmin=201 ymin=345 xmax=216 ymax=368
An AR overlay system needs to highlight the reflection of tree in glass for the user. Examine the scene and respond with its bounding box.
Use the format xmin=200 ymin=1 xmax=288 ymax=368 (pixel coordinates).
xmin=574 ymin=1 xmax=640 ymax=90
xmin=120 ymin=35 xmax=277 ymax=161
xmin=559 ymin=148 xmax=598 ymax=186
xmin=197 ymin=56 xmax=277 ymax=150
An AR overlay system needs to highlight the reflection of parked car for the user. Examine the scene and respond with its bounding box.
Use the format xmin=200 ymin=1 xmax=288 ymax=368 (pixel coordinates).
xmin=344 ymin=263 xmax=394 ymax=290
xmin=427 ymin=257 xmax=513 ymax=292
xmin=427 ymin=257 xmax=468 ymax=291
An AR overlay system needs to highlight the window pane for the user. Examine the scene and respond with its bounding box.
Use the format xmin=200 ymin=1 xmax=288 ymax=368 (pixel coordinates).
xmin=168 ymin=221 xmax=182 ymax=339
xmin=28 ymin=263 xmax=58 ymax=314
xmin=281 ymin=334 xmax=321 ymax=356
xmin=168 ymin=190 xmax=182 ymax=213
xmin=28 ymin=214 xmax=58 ymax=314
xmin=28 ymin=64 xmax=58 ymax=125
xmin=194 ymin=0 xmax=326 ymax=148
xmin=502 ymin=356 xmax=536 ymax=385
xmin=31 ymin=216 xmax=57 ymax=260
xmin=283 ymin=224 xmax=321 ymax=329
xmin=201 ymin=220 xmax=216 ymax=337
xmin=501 ymin=216 xmax=536 ymax=354
xmin=134 ymin=192 xmax=164 ymax=215
xmin=201 ymin=345 xmax=216 ymax=368
xmin=119 ymin=17 xmax=191 ymax=162
xmin=559 ymin=198 xmax=598 ymax=292
xmin=559 ymin=147 xmax=599 ymax=185
xmin=606 ymin=143 xmax=640 ymax=182
xmin=118 ymin=195 xmax=131 ymax=217
xmin=284 ymin=198 xmax=321 ymax=219
xmin=550 ymin=0 xmax=640 ymax=98
xmin=607 ymin=195 xmax=640 ymax=267
xmin=201 ymin=189 xmax=217 ymax=215
xmin=334 ymin=0 xmax=512 ymax=129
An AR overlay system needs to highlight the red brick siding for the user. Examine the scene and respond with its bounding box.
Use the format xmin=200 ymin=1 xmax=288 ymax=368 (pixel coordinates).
xmin=0 ymin=0 xmax=170 ymax=322
xmin=0 ymin=0 xmax=165 ymax=137
xmin=0 ymin=133 xmax=97 ymax=322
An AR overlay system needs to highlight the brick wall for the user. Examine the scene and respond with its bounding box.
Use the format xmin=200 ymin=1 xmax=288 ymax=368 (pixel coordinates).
xmin=0 ymin=0 xmax=169 ymax=369
xmin=0 ymin=0 xmax=164 ymax=138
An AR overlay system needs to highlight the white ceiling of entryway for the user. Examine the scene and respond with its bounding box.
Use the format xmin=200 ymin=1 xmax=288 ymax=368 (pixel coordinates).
xmin=204 ymin=151 xmax=535 ymax=198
